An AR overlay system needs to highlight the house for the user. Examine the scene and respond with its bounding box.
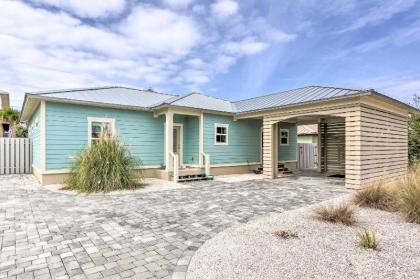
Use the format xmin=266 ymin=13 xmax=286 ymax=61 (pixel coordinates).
xmin=20 ymin=86 xmax=417 ymax=188
xmin=0 ymin=91 xmax=11 ymax=137
xmin=298 ymin=125 xmax=318 ymax=144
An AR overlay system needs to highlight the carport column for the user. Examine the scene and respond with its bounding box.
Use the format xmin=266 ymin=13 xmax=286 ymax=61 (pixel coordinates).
xmin=165 ymin=111 xmax=174 ymax=172
xmin=262 ymin=117 xmax=278 ymax=179
xmin=199 ymin=112 xmax=204 ymax=167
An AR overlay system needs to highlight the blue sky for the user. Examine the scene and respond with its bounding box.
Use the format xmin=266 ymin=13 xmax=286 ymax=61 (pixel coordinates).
xmin=1 ymin=0 xmax=420 ymax=108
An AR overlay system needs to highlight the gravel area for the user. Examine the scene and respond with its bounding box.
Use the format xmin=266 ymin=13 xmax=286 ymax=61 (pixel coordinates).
xmin=187 ymin=196 xmax=420 ymax=279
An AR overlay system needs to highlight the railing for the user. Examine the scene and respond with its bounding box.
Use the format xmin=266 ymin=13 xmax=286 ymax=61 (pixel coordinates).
xmin=201 ymin=152 xmax=211 ymax=176
xmin=169 ymin=152 xmax=179 ymax=183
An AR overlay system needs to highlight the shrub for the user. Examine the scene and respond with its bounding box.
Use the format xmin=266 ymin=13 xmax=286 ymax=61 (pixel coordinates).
xmin=396 ymin=165 xmax=420 ymax=224
xmin=358 ymin=229 xmax=379 ymax=250
xmin=63 ymin=134 xmax=142 ymax=193
xmin=274 ymin=230 xmax=298 ymax=239
xmin=315 ymin=203 xmax=356 ymax=226
xmin=353 ymin=183 xmax=396 ymax=211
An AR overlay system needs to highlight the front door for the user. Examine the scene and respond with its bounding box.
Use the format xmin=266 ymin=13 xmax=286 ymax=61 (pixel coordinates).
xmin=173 ymin=125 xmax=182 ymax=166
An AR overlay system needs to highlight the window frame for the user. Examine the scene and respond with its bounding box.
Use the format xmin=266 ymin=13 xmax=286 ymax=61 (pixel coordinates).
xmin=279 ymin=128 xmax=290 ymax=146
xmin=87 ymin=117 xmax=115 ymax=144
xmin=214 ymin=123 xmax=229 ymax=145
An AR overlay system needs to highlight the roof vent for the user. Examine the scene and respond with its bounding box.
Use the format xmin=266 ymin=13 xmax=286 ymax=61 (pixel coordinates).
xmin=146 ymin=88 xmax=155 ymax=92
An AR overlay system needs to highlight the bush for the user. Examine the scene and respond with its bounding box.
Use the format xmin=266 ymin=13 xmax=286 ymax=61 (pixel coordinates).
xmin=358 ymin=229 xmax=379 ymax=250
xmin=396 ymin=165 xmax=420 ymax=224
xmin=63 ymin=135 xmax=142 ymax=193
xmin=353 ymin=183 xmax=396 ymax=211
xmin=315 ymin=203 xmax=356 ymax=226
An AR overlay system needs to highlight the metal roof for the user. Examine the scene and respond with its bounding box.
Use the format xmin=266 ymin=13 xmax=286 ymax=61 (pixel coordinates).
xmin=29 ymin=86 xmax=177 ymax=109
xmin=233 ymin=86 xmax=366 ymax=113
xmin=158 ymin=92 xmax=235 ymax=112
xmin=298 ymin=125 xmax=318 ymax=135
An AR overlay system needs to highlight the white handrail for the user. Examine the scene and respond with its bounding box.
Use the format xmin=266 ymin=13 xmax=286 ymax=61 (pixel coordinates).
xmin=170 ymin=152 xmax=179 ymax=183
xmin=201 ymin=152 xmax=211 ymax=176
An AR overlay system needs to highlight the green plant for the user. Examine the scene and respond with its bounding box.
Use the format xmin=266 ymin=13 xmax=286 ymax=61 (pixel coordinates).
xmin=274 ymin=230 xmax=298 ymax=239
xmin=315 ymin=203 xmax=356 ymax=226
xmin=0 ymin=107 xmax=20 ymax=137
xmin=358 ymin=229 xmax=379 ymax=250
xmin=353 ymin=182 xmax=396 ymax=211
xmin=15 ymin=124 xmax=28 ymax=138
xmin=396 ymin=165 xmax=420 ymax=224
xmin=63 ymin=134 xmax=143 ymax=193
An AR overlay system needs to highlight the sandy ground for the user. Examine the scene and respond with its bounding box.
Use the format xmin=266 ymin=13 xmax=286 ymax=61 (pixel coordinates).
xmin=187 ymin=196 xmax=420 ymax=279
xmin=214 ymin=173 xmax=265 ymax=183
xmin=43 ymin=178 xmax=190 ymax=195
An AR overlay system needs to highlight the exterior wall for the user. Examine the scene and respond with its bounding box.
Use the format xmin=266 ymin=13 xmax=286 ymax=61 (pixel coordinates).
xmin=203 ymin=113 xmax=262 ymax=165
xmin=174 ymin=114 xmax=199 ymax=166
xmin=298 ymin=134 xmax=318 ymax=143
xmin=278 ymin=122 xmax=297 ymax=162
xmin=45 ymin=102 xmax=165 ymax=170
xmin=28 ymin=105 xmax=41 ymax=169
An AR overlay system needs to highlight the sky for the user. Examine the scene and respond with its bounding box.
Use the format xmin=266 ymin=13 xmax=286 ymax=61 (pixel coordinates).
xmin=1 ymin=0 xmax=420 ymax=108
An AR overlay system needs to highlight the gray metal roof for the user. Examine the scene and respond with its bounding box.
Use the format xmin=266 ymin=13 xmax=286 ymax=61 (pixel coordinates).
xmin=233 ymin=86 xmax=366 ymax=113
xmin=30 ymin=86 xmax=177 ymax=109
xmin=158 ymin=92 xmax=235 ymax=112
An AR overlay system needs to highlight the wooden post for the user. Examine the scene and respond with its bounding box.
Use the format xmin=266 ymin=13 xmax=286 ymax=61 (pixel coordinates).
xmin=165 ymin=111 xmax=174 ymax=171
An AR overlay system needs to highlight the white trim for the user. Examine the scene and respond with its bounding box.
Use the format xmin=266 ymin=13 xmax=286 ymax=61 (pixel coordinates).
xmin=87 ymin=117 xmax=115 ymax=144
xmin=40 ymin=100 xmax=46 ymax=172
xmin=183 ymin=164 xmax=200 ymax=168
xmin=211 ymin=162 xmax=261 ymax=167
xmin=173 ymin=123 xmax=184 ymax=168
xmin=37 ymin=165 xmax=163 ymax=175
xmin=164 ymin=111 xmax=173 ymax=171
xmin=199 ymin=112 xmax=204 ymax=167
xmin=279 ymin=128 xmax=290 ymax=146
xmin=278 ymin=160 xmax=297 ymax=163
xmin=214 ymin=123 xmax=229 ymax=145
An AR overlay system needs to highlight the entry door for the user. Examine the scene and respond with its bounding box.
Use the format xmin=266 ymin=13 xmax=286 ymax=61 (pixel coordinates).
xmin=173 ymin=126 xmax=182 ymax=166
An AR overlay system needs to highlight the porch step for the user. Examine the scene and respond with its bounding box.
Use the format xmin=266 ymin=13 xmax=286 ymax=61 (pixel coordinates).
xmin=254 ymin=164 xmax=293 ymax=175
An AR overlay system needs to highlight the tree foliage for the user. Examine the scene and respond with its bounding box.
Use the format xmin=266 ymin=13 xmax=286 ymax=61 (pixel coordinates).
xmin=0 ymin=107 xmax=27 ymax=137
xmin=408 ymin=94 xmax=420 ymax=164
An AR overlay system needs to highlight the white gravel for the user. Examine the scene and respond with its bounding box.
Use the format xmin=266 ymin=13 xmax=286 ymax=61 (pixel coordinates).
xmin=187 ymin=196 xmax=420 ymax=279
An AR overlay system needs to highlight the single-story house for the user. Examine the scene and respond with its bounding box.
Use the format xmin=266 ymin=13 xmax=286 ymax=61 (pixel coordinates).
xmin=0 ymin=91 xmax=11 ymax=137
xmin=20 ymin=85 xmax=418 ymax=188
xmin=298 ymin=125 xmax=318 ymax=144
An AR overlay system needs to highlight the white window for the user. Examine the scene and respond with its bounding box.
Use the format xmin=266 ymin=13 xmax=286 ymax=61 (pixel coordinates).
xmin=280 ymin=129 xmax=289 ymax=145
xmin=214 ymin=123 xmax=228 ymax=145
xmin=88 ymin=117 xmax=115 ymax=144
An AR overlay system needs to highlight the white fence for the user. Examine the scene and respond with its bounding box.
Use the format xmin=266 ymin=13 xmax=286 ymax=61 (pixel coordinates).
xmin=298 ymin=143 xmax=318 ymax=169
xmin=0 ymin=138 xmax=32 ymax=174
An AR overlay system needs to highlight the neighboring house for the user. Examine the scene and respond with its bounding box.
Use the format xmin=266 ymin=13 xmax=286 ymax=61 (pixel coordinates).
xmin=0 ymin=91 xmax=11 ymax=137
xmin=20 ymin=86 xmax=418 ymax=189
xmin=298 ymin=125 xmax=318 ymax=144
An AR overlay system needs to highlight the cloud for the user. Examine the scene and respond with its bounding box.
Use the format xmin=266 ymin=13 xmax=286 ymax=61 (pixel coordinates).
xmin=162 ymin=0 xmax=195 ymax=9
xmin=224 ymin=38 xmax=268 ymax=55
xmin=338 ymin=0 xmax=416 ymax=33
xmin=211 ymin=0 xmax=239 ymax=18
xmin=30 ymin=0 xmax=126 ymax=18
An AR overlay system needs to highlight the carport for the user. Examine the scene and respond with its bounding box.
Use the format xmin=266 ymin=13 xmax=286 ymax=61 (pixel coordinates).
xmin=234 ymin=87 xmax=414 ymax=189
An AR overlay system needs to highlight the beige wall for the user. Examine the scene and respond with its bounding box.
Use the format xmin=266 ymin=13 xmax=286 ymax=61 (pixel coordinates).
xmin=259 ymin=96 xmax=409 ymax=189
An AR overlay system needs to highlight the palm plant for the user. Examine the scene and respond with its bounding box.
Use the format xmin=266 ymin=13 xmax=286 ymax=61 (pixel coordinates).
xmin=0 ymin=107 xmax=20 ymax=137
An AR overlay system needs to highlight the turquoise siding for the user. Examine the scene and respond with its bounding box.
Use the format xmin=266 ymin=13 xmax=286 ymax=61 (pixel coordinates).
xmin=278 ymin=122 xmax=297 ymax=161
xmin=45 ymin=102 xmax=165 ymax=170
xmin=174 ymin=114 xmax=199 ymax=165
xmin=28 ymin=105 xmax=41 ymax=169
xmin=203 ymin=114 xmax=262 ymax=164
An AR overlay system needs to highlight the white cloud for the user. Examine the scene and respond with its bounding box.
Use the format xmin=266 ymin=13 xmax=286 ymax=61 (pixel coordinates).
xmin=224 ymin=38 xmax=268 ymax=55
xmin=30 ymin=0 xmax=126 ymax=18
xmin=163 ymin=0 xmax=195 ymax=9
xmin=119 ymin=6 xmax=201 ymax=57
xmin=211 ymin=0 xmax=239 ymax=19
xmin=338 ymin=0 xmax=416 ymax=33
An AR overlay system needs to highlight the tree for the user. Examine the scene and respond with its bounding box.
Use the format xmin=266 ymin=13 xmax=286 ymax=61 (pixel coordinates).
xmin=408 ymin=94 xmax=420 ymax=164
xmin=0 ymin=107 xmax=20 ymax=137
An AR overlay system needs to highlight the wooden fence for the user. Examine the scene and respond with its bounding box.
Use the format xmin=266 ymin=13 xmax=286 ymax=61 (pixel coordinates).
xmin=298 ymin=143 xmax=318 ymax=169
xmin=0 ymin=138 xmax=32 ymax=174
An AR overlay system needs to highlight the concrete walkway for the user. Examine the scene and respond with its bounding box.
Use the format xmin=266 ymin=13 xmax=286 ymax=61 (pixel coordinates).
xmin=0 ymin=175 xmax=349 ymax=279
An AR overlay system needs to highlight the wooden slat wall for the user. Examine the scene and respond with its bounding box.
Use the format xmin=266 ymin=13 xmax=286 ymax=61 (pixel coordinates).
xmin=0 ymin=138 xmax=32 ymax=174
xmin=320 ymin=122 xmax=345 ymax=174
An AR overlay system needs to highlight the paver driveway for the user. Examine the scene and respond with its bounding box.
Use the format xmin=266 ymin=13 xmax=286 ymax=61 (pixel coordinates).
xmin=0 ymin=175 xmax=350 ymax=279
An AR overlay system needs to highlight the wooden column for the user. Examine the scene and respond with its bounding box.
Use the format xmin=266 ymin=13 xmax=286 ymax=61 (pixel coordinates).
xmin=165 ymin=111 xmax=174 ymax=171
xmin=263 ymin=118 xmax=278 ymax=179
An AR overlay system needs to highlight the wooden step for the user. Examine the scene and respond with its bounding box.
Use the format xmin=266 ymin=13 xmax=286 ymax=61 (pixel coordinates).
xmin=178 ymin=173 xmax=208 ymax=182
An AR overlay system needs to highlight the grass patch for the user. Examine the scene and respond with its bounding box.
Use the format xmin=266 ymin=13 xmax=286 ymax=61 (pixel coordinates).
xmin=353 ymin=183 xmax=396 ymax=211
xmin=315 ymin=203 xmax=356 ymax=226
xmin=274 ymin=230 xmax=298 ymax=239
xmin=358 ymin=229 xmax=379 ymax=250
xmin=395 ymin=165 xmax=420 ymax=224
xmin=62 ymin=134 xmax=143 ymax=193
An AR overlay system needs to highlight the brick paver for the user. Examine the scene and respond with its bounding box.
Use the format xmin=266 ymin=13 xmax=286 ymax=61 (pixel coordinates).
xmin=0 ymin=175 xmax=349 ymax=278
